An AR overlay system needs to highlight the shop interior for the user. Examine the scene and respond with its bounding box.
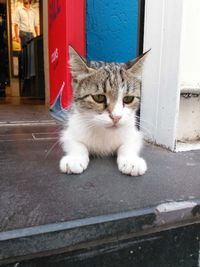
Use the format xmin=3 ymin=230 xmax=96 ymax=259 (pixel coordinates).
xmin=0 ymin=0 xmax=50 ymax=123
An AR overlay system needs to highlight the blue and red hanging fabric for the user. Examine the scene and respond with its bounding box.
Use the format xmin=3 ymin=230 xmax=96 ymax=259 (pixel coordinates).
xmin=48 ymin=0 xmax=139 ymax=120
xmin=48 ymin=0 xmax=85 ymax=114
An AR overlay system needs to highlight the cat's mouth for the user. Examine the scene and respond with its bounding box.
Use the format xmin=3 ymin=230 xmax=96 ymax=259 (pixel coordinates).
xmin=106 ymin=123 xmax=121 ymax=129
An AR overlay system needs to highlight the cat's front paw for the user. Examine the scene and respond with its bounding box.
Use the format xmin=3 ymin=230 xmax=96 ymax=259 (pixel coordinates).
xmin=59 ymin=155 xmax=89 ymax=174
xmin=117 ymin=156 xmax=147 ymax=176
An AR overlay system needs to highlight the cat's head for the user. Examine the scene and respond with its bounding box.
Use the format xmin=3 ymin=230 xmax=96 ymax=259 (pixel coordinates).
xmin=69 ymin=46 xmax=149 ymax=129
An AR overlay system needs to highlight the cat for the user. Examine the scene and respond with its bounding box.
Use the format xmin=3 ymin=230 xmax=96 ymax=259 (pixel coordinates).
xmin=59 ymin=46 xmax=148 ymax=176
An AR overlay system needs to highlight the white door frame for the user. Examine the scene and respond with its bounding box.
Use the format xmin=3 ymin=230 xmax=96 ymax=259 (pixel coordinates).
xmin=140 ymin=0 xmax=184 ymax=150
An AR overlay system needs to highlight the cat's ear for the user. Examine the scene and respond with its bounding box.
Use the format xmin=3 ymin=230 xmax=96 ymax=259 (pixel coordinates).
xmin=125 ymin=49 xmax=150 ymax=80
xmin=69 ymin=46 xmax=95 ymax=79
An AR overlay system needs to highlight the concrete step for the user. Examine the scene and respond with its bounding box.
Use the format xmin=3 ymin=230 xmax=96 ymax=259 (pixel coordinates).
xmin=0 ymin=125 xmax=200 ymax=266
xmin=176 ymin=86 xmax=200 ymax=151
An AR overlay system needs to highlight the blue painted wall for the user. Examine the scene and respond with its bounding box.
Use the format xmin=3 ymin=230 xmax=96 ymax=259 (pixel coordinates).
xmin=86 ymin=0 xmax=139 ymax=62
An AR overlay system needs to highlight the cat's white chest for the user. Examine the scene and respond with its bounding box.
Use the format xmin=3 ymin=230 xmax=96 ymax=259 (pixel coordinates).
xmin=80 ymin=126 xmax=123 ymax=155
xmin=61 ymin=111 xmax=140 ymax=156
xmin=65 ymin=119 xmax=123 ymax=155
xmin=60 ymin=111 xmax=146 ymax=176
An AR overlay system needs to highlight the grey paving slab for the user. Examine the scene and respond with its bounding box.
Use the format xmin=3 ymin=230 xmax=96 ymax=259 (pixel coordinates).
xmin=0 ymin=125 xmax=200 ymax=233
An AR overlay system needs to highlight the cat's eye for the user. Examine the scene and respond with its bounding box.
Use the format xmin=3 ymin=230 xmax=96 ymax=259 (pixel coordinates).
xmin=123 ymin=96 xmax=135 ymax=104
xmin=92 ymin=94 xmax=106 ymax=103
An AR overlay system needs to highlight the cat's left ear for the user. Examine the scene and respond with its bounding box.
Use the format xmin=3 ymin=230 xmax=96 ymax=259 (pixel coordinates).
xmin=125 ymin=49 xmax=151 ymax=80
xmin=69 ymin=46 xmax=96 ymax=80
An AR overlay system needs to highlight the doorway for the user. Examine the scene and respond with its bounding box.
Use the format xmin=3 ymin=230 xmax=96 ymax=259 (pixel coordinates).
xmin=0 ymin=0 xmax=9 ymax=97
xmin=0 ymin=0 xmax=51 ymax=124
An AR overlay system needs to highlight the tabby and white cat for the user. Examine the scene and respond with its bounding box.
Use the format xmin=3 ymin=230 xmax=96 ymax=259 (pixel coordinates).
xmin=60 ymin=46 xmax=148 ymax=176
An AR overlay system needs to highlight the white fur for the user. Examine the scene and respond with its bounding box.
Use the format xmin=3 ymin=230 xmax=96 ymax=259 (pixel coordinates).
xmin=111 ymin=88 xmax=124 ymax=117
xmin=60 ymin=105 xmax=147 ymax=176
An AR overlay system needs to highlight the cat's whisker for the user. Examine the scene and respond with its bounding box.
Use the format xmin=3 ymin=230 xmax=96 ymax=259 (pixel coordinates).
xmin=137 ymin=127 xmax=155 ymax=142
xmin=125 ymin=120 xmax=154 ymax=140
xmin=50 ymin=107 xmax=69 ymax=123
xmin=49 ymin=126 xmax=63 ymax=133
xmin=45 ymin=139 xmax=61 ymax=159
xmin=52 ymin=109 xmax=68 ymax=117
xmin=42 ymin=126 xmax=64 ymax=138
xmin=58 ymin=47 xmax=149 ymax=175
xmin=72 ymin=119 xmax=95 ymax=130
xmin=135 ymin=116 xmax=155 ymax=128
xmin=135 ymin=121 xmax=151 ymax=133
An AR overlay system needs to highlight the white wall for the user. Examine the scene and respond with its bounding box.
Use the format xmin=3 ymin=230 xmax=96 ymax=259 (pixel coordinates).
xmin=141 ymin=0 xmax=200 ymax=151
xmin=180 ymin=0 xmax=200 ymax=89
xmin=141 ymin=0 xmax=183 ymax=150
xmin=176 ymin=0 xmax=200 ymax=147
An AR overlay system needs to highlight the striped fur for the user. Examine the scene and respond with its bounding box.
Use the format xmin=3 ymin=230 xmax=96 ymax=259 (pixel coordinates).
xmin=69 ymin=46 xmax=147 ymax=115
xmin=59 ymin=46 xmax=149 ymax=176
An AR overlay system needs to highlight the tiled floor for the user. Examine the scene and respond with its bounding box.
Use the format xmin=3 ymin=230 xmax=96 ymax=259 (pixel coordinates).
xmin=0 ymin=124 xmax=59 ymax=142
xmin=0 ymin=97 xmax=54 ymax=124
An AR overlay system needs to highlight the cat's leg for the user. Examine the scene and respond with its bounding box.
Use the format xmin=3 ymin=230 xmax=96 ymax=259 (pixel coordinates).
xmin=60 ymin=140 xmax=89 ymax=174
xmin=117 ymin=139 xmax=147 ymax=176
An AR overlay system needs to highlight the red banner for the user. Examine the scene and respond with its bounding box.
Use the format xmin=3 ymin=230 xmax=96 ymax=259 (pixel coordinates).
xmin=48 ymin=0 xmax=85 ymax=108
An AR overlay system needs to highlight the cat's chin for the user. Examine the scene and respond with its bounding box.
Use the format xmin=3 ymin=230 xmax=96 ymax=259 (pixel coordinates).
xmin=105 ymin=124 xmax=121 ymax=129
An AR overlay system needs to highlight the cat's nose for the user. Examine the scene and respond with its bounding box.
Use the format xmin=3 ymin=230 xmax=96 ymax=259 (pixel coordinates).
xmin=111 ymin=115 xmax=122 ymax=124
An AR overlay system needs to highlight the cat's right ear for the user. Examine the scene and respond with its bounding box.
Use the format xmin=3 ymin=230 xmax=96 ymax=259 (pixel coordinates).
xmin=125 ymin=49 xmax=151 ymax=80
xmin=69 ymin=46 xmax=96 ymax=79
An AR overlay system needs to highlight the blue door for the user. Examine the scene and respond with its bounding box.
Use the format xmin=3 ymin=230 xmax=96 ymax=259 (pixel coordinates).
xmin=86 ymin=0 xmax=140 ymax=62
